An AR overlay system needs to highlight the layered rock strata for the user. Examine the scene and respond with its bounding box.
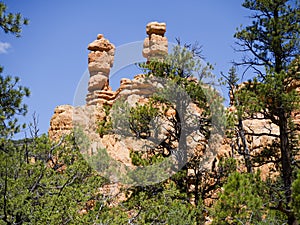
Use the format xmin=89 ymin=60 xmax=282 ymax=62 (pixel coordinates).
xmin=142 ymin=22 xmax=168 ymax=62
xmin=48 ymin=105 xmax=74 ymax=141
xmin=86 ymin=34 xmax=115 ymax=105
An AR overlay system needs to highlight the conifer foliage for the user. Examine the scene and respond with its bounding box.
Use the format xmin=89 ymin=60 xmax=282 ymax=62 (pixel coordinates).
xmin=231 ymin=0 xmax=300 ymax=224
xmin=0 ymin=1 xmax=299 ymax=224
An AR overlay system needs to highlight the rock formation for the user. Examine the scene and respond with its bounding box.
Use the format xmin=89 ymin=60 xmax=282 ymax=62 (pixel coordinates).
xmin=48 ymin=22 xmax=300 ymax=213
xmin=86 ymin=34 xmax=115 ymax=105
xmin=48 ymin=105 xmax=74 ymax=141
xmin=84 ymin=22 xmax=169 ymax=106
xmin=142 ymin=22 xmax=168 ymax=62
xmin=49 ymin=21 xmax=300 ymax=171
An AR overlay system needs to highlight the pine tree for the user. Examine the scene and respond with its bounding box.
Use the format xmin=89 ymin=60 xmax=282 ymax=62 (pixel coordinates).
xmin=222 ymin=67 xmax=252 ymax=173
xmin=234 ymin=1 xmax=300 ymax=224
xmin=0 ymin=71 xmax=30 ymax=141
xmin=234 ymin=0 xmax=299 ymax=75
xmin=0 ymin=2 xmax=30 ymax=143
xmin=108 ymin=41 xmax=227 ymax=224
xmin=0 ymin=133 xmax=108 ymax=224
xmin=0 ymin=2 xmax=29 ymax=37
xmin=212 ymin=171 xmax=287 ymax=224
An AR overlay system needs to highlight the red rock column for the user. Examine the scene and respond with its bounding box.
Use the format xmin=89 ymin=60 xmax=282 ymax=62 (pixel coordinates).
xmin=142 ymin=22 xmax=168 ymax=62
xmin=86 ymin=34 xmax=115 ymax=105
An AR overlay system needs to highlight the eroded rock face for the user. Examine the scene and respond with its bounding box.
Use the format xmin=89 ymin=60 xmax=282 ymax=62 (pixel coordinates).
xmin=48 ymin=105 xmax=74 ymax=141
xmin=88 ymin=34 xmax=115 ymax=52
xmin=88 ymin=74 xmax=108 ymax=92
xmin=48 ymin=22 xmax=300 ymax=209
xmin=49 ymin=72 xmax=210 ymax=186
xmin=146 ymin=21 xmax=166 ymax=36
xmin=85 ymin=22 xmax=169 ymax=106
xmin=143 ymin=22 xmax=168 ymax=62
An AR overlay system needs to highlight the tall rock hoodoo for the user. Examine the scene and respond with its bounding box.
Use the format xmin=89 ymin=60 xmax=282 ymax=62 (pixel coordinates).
xmin=86 ymin=34 xmax=115 ymax=105
xmin=142 ymin=22 xmax=168 ymax=62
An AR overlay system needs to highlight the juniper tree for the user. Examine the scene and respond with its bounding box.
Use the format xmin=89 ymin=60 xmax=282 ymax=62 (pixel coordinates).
xmin=0 ymin=133 xmax=109 ymax=225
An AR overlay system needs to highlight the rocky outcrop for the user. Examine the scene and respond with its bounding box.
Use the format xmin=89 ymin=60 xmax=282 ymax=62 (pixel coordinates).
xmin=85 ymin=22 xmax=169 ymax=106
xmin=143 ymin=22 xmax=168 ymax=62
xmin=48 ymin=105 xmax=74 ymax=141
xmin=47 ymin=27 xmax=300 ymax=225
xmin=86 ymin=34 xmax=115 ymax=105
xmin=85 ymin=74 xmax=162 ymax=106
xmin=48 ymin=22 xmax=300 ymax=213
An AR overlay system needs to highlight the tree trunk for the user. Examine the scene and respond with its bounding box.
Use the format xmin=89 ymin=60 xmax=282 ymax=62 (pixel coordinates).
xmin=194 ymin=170 xmax=199 ymax=207
xmin=278 ymin=112 xmax=296 ymax=225
xmin=237 ymin=118 xmax=252 ymax=173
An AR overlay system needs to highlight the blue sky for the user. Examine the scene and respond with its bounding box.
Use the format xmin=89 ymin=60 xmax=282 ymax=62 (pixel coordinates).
xmin=0 ymin=0 xmax=250 ymax=137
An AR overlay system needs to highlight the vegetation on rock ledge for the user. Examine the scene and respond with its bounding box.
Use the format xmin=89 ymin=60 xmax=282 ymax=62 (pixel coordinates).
xmin=1 ymin=0 xmax=300 ymax=224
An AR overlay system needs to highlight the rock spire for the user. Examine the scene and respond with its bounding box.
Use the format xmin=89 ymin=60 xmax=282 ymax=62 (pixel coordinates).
xmin=86 ymin=34 xmax=115 ymax=105
xmin=142 ymin=21 xmax=168 ymax=62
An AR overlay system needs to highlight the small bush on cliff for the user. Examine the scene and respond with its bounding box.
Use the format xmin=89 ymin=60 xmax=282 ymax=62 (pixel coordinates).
xmin=97 ymin=104 xmax=112 ymax=137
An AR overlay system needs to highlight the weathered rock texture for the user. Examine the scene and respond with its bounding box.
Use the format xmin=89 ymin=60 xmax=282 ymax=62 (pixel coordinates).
xmin=48 ymin=22 xmax=300 ymax=212
xmin=48 ymin=105 xmax=74 ymax=141
xmin=49 ymin=22 xmax=300 ymax=175
xmin=84 ymin=22 xmax=169 ymax=106
xmin=86 ymin=34 xmax=115 ymax=105
xmin=143 ymin=22 xmax=168 ymax=62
